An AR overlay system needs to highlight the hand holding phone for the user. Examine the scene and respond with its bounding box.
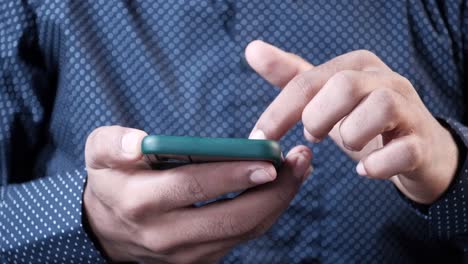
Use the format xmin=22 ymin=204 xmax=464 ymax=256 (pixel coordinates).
xmin=84 ymin=126 xmax=311 ymax=263
xmin=141 ymin=135 xmax=284 ymax=169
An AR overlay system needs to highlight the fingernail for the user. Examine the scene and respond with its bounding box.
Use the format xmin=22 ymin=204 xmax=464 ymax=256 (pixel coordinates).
xmin=121 ymin=132 xmax=141 ymax=154
xmin=304 ymin=128 xmax=320 ymax=143
xmin=249 ymin=169 xmax=274 ymax=184
xmin=249 ymin=128 xmax=266 ymax=140
xmin=356 ymin=161 xmax=367 ymax=176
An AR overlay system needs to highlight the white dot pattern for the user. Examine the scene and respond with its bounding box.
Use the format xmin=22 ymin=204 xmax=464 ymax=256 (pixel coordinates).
xmin=428 ymin=120 xmax=468 ymax=247
xmin=1 ymin=0 xmax=467 ymax=263
xmin=1 ymin=170 xmax=103 ymax=263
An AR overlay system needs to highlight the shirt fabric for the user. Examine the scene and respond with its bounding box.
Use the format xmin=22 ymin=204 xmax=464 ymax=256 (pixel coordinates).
xmin=1 ymin=0 xmax=468 ymax=263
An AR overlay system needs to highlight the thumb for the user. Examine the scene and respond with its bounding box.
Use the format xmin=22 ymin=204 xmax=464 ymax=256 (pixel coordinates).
xmin=245 ymin=40 xmax=313 ymax=88
xmin=85 ymin=125 xmax=148 ymax=169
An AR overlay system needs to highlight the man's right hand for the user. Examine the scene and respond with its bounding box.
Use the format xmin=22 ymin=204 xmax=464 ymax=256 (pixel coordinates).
xmin=83 ymin=126 xmax=312 ymax=264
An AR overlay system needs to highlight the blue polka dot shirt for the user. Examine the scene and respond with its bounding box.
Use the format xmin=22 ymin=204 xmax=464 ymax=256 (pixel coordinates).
xmin=1 ymin=1 xmax=467 ymax=263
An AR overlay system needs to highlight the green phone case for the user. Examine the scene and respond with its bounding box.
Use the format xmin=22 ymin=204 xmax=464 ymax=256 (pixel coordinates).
xmin=142 ymin=135 xmax=283 ymax=169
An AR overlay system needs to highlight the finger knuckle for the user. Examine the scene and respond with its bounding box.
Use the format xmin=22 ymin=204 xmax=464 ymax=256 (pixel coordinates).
xmin=186 ymin=172 xmax=208 ymax=201
xmin=397 ymin=75 xmax=412 ymax=89
xmin=217 ymin=213 xmax=253 ymax=239
xmin=289 ymin=73 xmax=313 ymax=98
xmin=393 ymin=75 xmax=415 ymax=97
xmin=225 ymin=213 xmax=249 ymax=237
xmin=373 ymin=88 xmax=400 ymax=121
xmin=119 ymin=196 xmax=147 ymax=222
xmin=339 ymin=122 xmax=362 ymax=151
xmin=404 ymin=139 xmax=424 ymax=171
xmin=329 ymin=71 xmax=361 ymax=101
xmin=355 ymin=49 xmax=377 ymax=59
xmin=353 ymin=49 xmax=380 ymax=66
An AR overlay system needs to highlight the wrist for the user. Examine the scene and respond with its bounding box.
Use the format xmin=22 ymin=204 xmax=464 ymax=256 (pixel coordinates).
xmin=426 ymin=124 xmax=459 ymax=202
xmin=83 ymin=184 xmax=124 ymax=262
xmin=396 ymin=121 xmax=459 ymax=204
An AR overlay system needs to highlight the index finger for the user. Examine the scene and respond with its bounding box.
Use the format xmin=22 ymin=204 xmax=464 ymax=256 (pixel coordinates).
xmin=245 ymin=40 xmax=313 ymax=88
xmin=161 ymin=145 xmax=312 ymax=244
xmin=246 ymin=44 xmax=389 ymax=140
xmin=119 ymin=160 xmax=277 ymax=213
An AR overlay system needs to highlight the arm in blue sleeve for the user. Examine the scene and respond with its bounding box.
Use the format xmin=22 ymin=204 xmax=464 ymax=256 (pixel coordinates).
xmin=0 ymin=1 xmax=104 ymax=262
xmin=426 ymin=119 xmax=468 ymax=249
xmin=411 ymin=0 xmax=468 ymax=250
xmin=400 ymin=0 xmax=468 ymax=251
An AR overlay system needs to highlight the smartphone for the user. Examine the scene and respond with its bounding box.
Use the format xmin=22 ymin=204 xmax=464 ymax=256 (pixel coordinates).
xmin=141 ymin=135 xmax=283 ymax=169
